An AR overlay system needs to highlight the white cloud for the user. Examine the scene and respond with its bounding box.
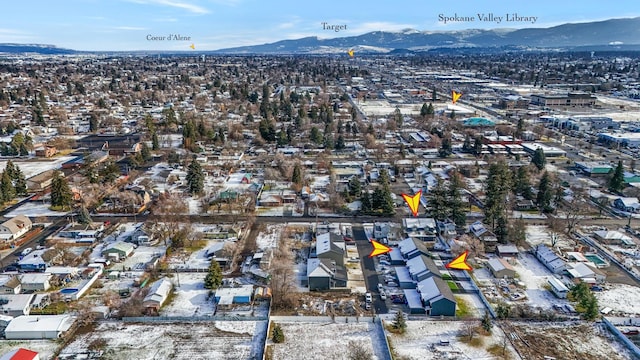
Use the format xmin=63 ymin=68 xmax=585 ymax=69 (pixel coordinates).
xmin=345 ymin=21 xmax=418 ymax=34
xmin=0 ymin=28 xmax=35 ymax=42
xmin=125 ymin=0 xmax=209 ymax=14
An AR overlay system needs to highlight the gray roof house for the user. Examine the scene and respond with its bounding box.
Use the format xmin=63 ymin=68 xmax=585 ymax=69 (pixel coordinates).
xmin=406 ymin=255 xmax=441 ymax=282
xmin=315 ymin=232 xmax=345 ymax=267
xmin=534 ymin=245 xmax=566 ymax=274
xmin=142 ymin=278 xmax=172 ymax=314
xmin=306 ymin=258 xmax=347 ymax=291
xmin=416 ymin=276 xmax=457 ymax=316
xmin=398 ymin=237 xmax=429 ymax=260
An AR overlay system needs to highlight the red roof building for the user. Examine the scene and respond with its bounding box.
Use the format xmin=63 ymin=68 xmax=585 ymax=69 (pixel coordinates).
xmin=0 ymin=348 xmax=40 ymax=360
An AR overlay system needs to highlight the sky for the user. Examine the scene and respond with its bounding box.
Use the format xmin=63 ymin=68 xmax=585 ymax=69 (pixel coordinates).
xmin=0 ymin=0 xmax=638 ymax=51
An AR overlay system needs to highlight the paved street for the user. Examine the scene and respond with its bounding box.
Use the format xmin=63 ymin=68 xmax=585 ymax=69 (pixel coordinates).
xmin=352 ymin=225 xmax=388 ymax=314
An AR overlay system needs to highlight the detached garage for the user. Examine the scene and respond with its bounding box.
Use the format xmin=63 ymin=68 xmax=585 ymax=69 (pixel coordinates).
xmin=5 ymin=315 xmax=75 ymax=339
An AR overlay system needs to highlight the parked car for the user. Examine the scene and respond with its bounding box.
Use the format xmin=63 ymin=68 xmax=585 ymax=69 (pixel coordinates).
xmin=377 ymin=283 xmax=384 ymax=293
xmin=20 ymin=248 xmax=33 ymax=256
xmin=591 ymin=286 xmax=603 ymax=292
xmin=379 ymin=260 xmax=390 ymax=266
xmin=380 ymin=291 xmax=387 ymax=300
xmin=387 ymin=281 xmax=399 ymax=287
xmin=365 ymin=292 xmax=372 ymax=303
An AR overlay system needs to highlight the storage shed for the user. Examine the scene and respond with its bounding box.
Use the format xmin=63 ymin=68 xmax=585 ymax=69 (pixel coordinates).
xmin=4 ymin=315 xmax=75 ymax=339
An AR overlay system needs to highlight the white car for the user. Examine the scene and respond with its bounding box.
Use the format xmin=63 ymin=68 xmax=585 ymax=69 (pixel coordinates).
xmin=365 ymin=292 xmax=372 ymax=303
xmin=380 ymin=291 xmax=387 ymax=300
xmin=20 ymin=248 xmax=33 ymax=256
xmin=377 ymin=283 xmax=384 ymax=293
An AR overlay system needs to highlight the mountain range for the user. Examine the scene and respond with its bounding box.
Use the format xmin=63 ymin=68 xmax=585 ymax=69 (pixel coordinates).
xmin=1 ymin=17 xmax=639 ymax=55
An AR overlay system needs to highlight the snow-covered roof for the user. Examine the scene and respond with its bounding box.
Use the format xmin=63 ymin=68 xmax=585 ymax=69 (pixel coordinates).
xmin=5 ymin=315 xmax=75 ymax=334
xmin=143 ymin=278 xmax=172 ymax=305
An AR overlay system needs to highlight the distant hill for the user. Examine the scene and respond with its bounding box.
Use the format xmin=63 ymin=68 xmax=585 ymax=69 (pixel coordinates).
xmin=212 ymin=17 xmax=640 ymax=54
xmin=0 ymin=43 xmax=77 ymax=55
xmin=1 ymin=17 xmax=639 ymax=55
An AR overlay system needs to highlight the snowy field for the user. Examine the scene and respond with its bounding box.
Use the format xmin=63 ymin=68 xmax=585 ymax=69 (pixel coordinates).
xmin=595 ymin=283 xmax=640 ymax=315
xmin=0 ymin=340 xmax=58 ymax=360
xmin=512 ymin=253 xmax=568 ymax=310
xmin=161 ymin=273 xmax=217 ymax=317
xmin=386 ymin=320 xmax=517 ymax=360
xmin=5 ymin=201 xmax=70 ymax=218
xmin=61 ymin=321 xmax=266 ymax=360
xmin=268 ymin=321 xmax=385 ymax=360
xmin=526 ymin=225 xmax=573 ymax=249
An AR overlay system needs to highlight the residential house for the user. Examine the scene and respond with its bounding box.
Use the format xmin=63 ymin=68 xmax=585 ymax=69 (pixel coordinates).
xmin=548 ymin=277 xmax=570 ymax=299
xmin=534 ymin=245 xmax=566 ymax=274
xmin=406 ymin=255 xmax=441 ymax=282
xmin=34 ymin=146 xmax=56 ymax=158
xmin=468 ymin=221 xmax=498 ymax=252
xmin=142 ymin=278 xmax=172 ymax=313
xmin=403 ymin=218 xmax=437 ymax=248
xmin=53 ymin=222 xmax=104 ymax=244
xmin=101 ymin=242 xmax=135 ymax=262
xmin=566 ymin=262 xmax=606 ymax=284
xmin=315 ymin=232 xmax=345 ymax=267
xmin=613 ymin=197 xmax=640 ymax=213
xmin=4 ymin=315 xmax=75 ymax=340
xmin=17 ymin=250 xmax=47 ymax=272
xmin=487 ymin=258 xmax=516 ymax=279
xmin=593 ymin=229 xmax=636 ymax=247
xmin=0 ymin=294 xmax=35 ymax=317
xmin=0 ymin=277 xmax=21 ymax=294
xmin=0 ymin=215 xmax=32 ymax=241
xmin=26 ymin=170 xmax=58 ymax=191
xmin=19 ymin=273 xmax=52 ymax=292
xmin=398 ymin=237 xmax=429 ymax=260
xmin=306 ymin=258 xmax=348 ymax=291
xmin=416 ymin=276 xmax=457 ymax=316
xmin=496 ymin=245 xmax=519 ymax=258
xmin=373 ymin=222 xmax=390 ymax=241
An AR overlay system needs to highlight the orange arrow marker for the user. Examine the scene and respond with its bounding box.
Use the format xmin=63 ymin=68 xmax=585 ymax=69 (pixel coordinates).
xmin=452 ymin=91 xmax=462 ymax=104
xmin=369 ymin=240 xmax=391 ymax=257
xmin=347 ymin=49 xmax=354 ymax=57
xmin=445 ymin=251 xmax=472 ymax=271
xmin=401 ymin=190 xmax=422 ymax=217
xmin=190 ymin=43 xmax=195 ymax=50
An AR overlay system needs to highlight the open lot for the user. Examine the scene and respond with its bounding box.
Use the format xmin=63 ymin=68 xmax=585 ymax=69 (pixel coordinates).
xmin=506 ymin=321 xmax=632 ymax=360
xmin=386 ymin=320 xmax=518 ymax=360
xmin=267 ymin=320 xmax=385 ymax=360
xmin=161 ymin=273 xmax=216 ymax=317
xmin=61 ymin=321 xmax=267 ymax=360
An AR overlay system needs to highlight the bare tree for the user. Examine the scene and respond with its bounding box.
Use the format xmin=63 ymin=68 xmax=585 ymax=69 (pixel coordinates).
xmin=347 ymin=341 xmax=373 ymax=360
xmin=269 ymin=237 xmax=297 ymax=310
xmin=562 ymin=186 xmax=587 ymax=234
xmin=460 ymin=321 xmax=479 ymax=342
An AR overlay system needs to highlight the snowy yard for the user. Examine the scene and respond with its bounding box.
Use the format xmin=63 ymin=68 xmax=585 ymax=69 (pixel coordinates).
xmin=512 ymin=253 xmax=568 ymax=310
xmin=161 ymin=273 xmax=216 ymax=317
xmin=5 ymin=201 xmax=70 ymax=218
xmin=595 ymin=283 xmax=640 ymax=315
xmin=386 ymin=320 xmax=517 ymax=360
xmin=60 ymin=321 xmax=267 ymax=360
xmin=268 ymin=321 xmax=385 ymax=360
xmin=526 ymin=225 xmax=573 ymax=249
xmin=0 ymin=156 xmax=75 ymax=179
xmin=255 ymin=224 xmax=284 ymax=250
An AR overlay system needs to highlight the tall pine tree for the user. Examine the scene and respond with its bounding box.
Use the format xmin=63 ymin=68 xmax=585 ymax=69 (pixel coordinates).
xmin=186 ymin=159 xmax=205 ymax=195
xmin=50 ymin=171 xmax=72 ymax=209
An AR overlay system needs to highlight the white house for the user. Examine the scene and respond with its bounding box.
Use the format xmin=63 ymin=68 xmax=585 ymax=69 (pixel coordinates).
xmin=0 ymin=215 xmax=32 ymax=241
xmin=548 ymin=277 xmax=569 ymax=299
xmin=4 ymin=315 xmax=75 ymax=339
xmin=142 ymin=278 xmax=172 ymax=313
xmin=534 ymin=245 xmax=566 ymax=274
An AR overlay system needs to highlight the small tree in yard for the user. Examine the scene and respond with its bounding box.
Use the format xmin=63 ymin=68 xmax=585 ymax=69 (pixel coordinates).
xmin=347 ymin=341 xmax=373 ymax=360
xmin=271 ymin=323 xmax=285 ymax=343
xmin=391 ymin=311 xmax=407 ymax=334
xmin=204 ymin=259 xmax=222 ymax=290
xmin=481 ymin=312 xmax=492 ymax=333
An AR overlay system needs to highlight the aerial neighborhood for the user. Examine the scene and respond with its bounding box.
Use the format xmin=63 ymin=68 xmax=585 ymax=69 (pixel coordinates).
xmin=0 ymin=30 xmax=639 ymax=359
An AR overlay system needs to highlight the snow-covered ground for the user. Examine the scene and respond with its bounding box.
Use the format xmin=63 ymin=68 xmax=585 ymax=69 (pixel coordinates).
xmin=386 ymin=320 xmax=517 ymax=360
xmin=512 ymin=253 xmax=568 ymax=310
xmin=161 ymin=273 xmax=216 ymax=317
xmin=0 ymin=156 xmax=75 ymax=179
xmin=526 ymin=225 xmax=573 ymax=249
xmin=60 ymin=321 xmax=266 ymax=360
xmin=255 ymin=224 xmax=284 ymax=250
xmin=269 ymin=321 xmax=384 ymax=360
xmin=5 ymin=201 xmax=70 ymax=218
xmin=595 ymin=283 xmax=640 ymax=315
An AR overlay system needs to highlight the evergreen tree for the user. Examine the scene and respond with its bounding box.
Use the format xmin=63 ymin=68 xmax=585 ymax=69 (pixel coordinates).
xmin=448 ymin=172 xmax=466 ymax=227
xmin=391 ymin=311 xmax=407 ymax=334
xmin=531 ymin=148 xmax=546 ymax=171
xmin=473 ymin=137 xmax=483 ymax=156
xmin=462 ymin=136 xmax=472 ymax=153
xmin=360 ymin=191 xmax=372 ymax=215
xmin=426 ymin=103 xmax=434 ymax=116
xmin=271 ymin=323 xmax=285 ymax=343
xmin=348 ymin=176 xmax=361 ymax=197
xmin=0 ymin=171 xmax=14 ymax=204
xmin=514 ymin=166 xmax=533 ymax=200
xmin=439 ymin=136 xmax=452 ymax=158
xmin=4 ymin=160 xmax=16 ymax=179
xmin=78 ymin=205 xmax=92 ymax=225
xmin=428 ymin=179 xmax=449 ymax=221
xmin=449 ymin=110 xmax=456 ymax=119
xmin=536 ymin=171 xmax=553 ymax=213
xmin=89 ymin=113 xmax=99 ymax=132
xmin=140 ymin=143 xmax=151 ymax=162
xmin=481 ymin=312 xmax=492 ymax=333
xmin=151 ymin=131 xmax=159 ymax=150
xmin=291 ymin=164 xmax=302 ymax=185
xmin=335 ymin=134 xmax=345 ymax=150
xmin=50 ymin=171 xmax=72 ymax=209
xmin=309 ymin=126 xmax=322 ymax=144
xmin=204 ymin=259 xmax=222 ymax=289
xmin=494 ymin=215 xmax=509 ymax=243
xmin=483 ymin=161 xmax=512 ymax=229
xmin=13 ymin=167 xmax=27 ymax=196
xmin=608 ymin=160 xmax=625 ymax=193
xmin=186 ymin=159 xmax=205 ymax=195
